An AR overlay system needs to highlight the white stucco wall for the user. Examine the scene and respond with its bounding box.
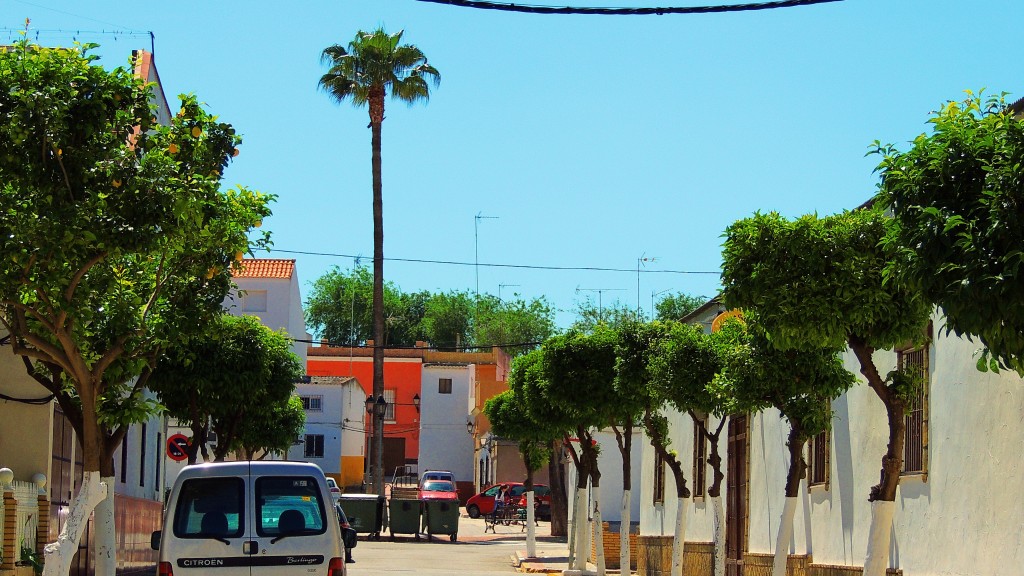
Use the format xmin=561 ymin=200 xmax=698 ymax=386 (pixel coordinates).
xmin=639 ymin=310 xmax=1024 ymax=574
xmin=418 ymin=364 xmax=475 ymax=482
xmin=566 ymin=428 xmax=643 ymax=525
xmin=225 ymin=274 xmax=310 ymax=364
xmin=286 ymin=381 xmax=345 ymax=474
xmin=0 ymin=340 xmax=53 ymax=483
xmin=111 ymin=399 xmax=166 ymax=501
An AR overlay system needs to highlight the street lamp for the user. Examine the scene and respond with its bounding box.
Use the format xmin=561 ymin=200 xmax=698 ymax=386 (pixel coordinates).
xmin=412 ymin=393 xmax=420 ymax=412
xmin=651 ymin=288 xmax=672 ymax=320
xmin=373 ymin=395 xmax=387 ymax=418
xmin=466 ymin=419 xmax=475 ymax=435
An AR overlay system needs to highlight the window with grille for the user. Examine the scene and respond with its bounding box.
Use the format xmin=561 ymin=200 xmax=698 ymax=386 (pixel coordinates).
xmin=304 ymin=434 xmax=325 ymax=459
xmin=438 ymin=378 xmax=453 ymax=394
xmin=692 ymin=419 xmax=708 ymax=498
xmin=384 ymin=389 xmax=396 ymax=422
xmin=301 ymin=395 xmax=323 ymax=411
xmin=899 ymin=344 xmax=929 ymax=477
xmin=653 ymin=451 xmax=666 ymax=504
xmin=807 ymin=430 xmax=830 ymax=489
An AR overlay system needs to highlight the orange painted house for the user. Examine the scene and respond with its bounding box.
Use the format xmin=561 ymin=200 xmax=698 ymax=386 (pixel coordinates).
xmin=307 ymin=342 xmax=425 ymax=487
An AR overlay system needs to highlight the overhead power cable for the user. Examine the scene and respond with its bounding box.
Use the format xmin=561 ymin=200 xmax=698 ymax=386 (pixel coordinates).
xmin=413 ymin=0 xmax=842 ymax=16
xmin=270 ymin=248 xmax=719 ymax=275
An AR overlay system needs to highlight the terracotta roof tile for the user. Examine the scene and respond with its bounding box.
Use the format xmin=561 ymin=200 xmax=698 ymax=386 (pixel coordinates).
xmin=233 ymin=258 xmax=295 ymax=279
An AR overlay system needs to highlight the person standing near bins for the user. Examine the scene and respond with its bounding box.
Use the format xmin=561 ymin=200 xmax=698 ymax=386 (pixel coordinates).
xmin=493 ymin=484 xmax=510 ymax=520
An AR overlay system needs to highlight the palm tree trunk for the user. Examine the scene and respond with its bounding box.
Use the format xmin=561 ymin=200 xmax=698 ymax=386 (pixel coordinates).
xmin=370 ymin=88 xmax=386 ymax=495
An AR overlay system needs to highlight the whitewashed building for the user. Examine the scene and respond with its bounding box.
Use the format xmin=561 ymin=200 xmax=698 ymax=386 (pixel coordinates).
xmin=287 ymin=375 xmax=363 ymax=486
xmin=637 ymin=304 xmax=1024 ymax=576
xmin=419 ymin=363 xmax=476 ymax=485
xmin=225 ymin=258 xmax=311 ymax=363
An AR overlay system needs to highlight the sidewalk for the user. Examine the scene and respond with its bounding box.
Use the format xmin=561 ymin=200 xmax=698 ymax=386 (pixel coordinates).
xmin=512 ymin=548 xmax=598 ymax=575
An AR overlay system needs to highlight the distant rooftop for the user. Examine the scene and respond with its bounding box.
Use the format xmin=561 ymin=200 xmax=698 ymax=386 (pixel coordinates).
xmin=233 ymin=258 xmax=295 ymax=279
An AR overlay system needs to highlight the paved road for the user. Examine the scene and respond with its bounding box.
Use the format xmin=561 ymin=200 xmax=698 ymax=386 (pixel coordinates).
xmin=346 ymin=511 xmax=568 ymax=575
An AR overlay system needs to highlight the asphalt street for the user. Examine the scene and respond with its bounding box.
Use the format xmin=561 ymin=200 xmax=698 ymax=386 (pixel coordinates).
xmin=345 ymin=511 xmax=568 ymax=575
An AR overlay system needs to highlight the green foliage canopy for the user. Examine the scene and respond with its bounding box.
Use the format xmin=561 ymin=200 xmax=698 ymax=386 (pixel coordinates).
xmin=874 ymin=91 xmax=1024 ymax=374
xmin=721 ymin=209 xmax=931 ymax=352
xmin=150 ymin=314 xmax=303 ymax=460
xmin=0 ymin=41 xmax=271 ymax=469
xmin=655 ymin=293 xmax=708 ymax=322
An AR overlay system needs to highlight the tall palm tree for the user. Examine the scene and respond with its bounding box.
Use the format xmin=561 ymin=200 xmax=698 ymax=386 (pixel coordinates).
xmin=319 ymin=28 xmax=439 ymax=494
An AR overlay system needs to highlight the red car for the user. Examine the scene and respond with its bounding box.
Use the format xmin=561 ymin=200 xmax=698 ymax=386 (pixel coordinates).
xmin=418 ymin=479 xmax=459 ymax=501
xmin=465 ymin=482 xmax=551 ymax=519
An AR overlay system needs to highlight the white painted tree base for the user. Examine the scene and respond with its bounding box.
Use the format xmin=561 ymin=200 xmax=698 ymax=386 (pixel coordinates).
xmin=95 ymin=476 xmax=117 ymax=576
xmin=712 ymin=495 xmax=725 ymax=576
xmin=864 ymin=500 xmax=896 ymax=576
xmin=671 ymin=496 xmax=690 ymax=576
xmin=771 ymin=496 xmax=798 ymax=576
xmin=526 ymin=491 xmax=537 ymax=559
xmin=619 ymin=490 xmax=631 ymax=576
xmin=43 ymin=472 xmax=107 ymax=576
xmin=593 ymin=490 xmax=605 ymax=576
xmin=574 ymin=487 xmax=589 ymax=570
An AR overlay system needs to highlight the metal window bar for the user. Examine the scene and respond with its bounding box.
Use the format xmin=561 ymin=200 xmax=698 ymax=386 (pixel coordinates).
xmin=692 ymin=422 xmax=707 ymax=497
xmin=653 ymin=452 xmax=665 ymax=504
xmin=809 ymin=431 xmax=827 ymax=485
xmin=900 ymin=348 xmax=927 ymax=474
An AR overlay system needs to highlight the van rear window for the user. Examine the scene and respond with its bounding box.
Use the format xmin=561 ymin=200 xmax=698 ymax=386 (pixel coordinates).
xmin=173 ymin=477 xmax=245 ymax=539
xmin=256 ymin=476 xmax=327 ymax=537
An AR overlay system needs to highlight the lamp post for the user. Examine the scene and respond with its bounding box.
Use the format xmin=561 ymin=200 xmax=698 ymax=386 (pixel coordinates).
xmin=651 ymin=288 xmax=672 ymax=321
xmin=364 ymin=395 xmax=374 ymax=489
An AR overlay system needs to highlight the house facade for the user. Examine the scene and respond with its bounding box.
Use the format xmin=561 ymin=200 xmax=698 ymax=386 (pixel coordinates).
xmin=286 ymin=376 xmax=362 ymax=486
xmin=419 ymin=361 xmax=476 ymax=498
xmin=225 ymin=258 xmax=311 ymax=363
xmin=637 ymin=305 xmax=1024 ymax=575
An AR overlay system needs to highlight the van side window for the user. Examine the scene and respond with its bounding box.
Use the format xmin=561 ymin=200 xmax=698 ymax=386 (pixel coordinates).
xmin=173 ymin=477 xmax=245 ymax=539
xmin=256 ymin=476 xmax=327 ymax=537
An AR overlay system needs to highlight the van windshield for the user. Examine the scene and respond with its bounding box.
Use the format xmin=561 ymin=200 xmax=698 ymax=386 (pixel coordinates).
xmin=173 ymin=477 xmax=245 ymax=539
xmin=256 ymin=476 xmax=327 ymax=538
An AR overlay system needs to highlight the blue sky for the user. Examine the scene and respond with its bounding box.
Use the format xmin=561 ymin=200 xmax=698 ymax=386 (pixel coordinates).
xmin=4 ymin=0 xmax=1023 ymax=330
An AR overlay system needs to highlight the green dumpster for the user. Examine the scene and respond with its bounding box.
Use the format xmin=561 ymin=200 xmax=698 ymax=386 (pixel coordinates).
xmin=388 ymin=498 xmax=422 ymax=540
xmin=422 ymin=498 xmax=460 ymax=541
xmin=338 ymin=494 xmax=386 ymax=540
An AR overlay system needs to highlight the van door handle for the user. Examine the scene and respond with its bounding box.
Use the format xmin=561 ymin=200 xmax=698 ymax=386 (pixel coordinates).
xmin=243 ymin=541 xmax=258 ymax=555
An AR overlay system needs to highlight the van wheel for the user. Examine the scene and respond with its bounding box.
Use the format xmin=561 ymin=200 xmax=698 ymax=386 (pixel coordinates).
xmin=415 ymin=533 xmax=420 ymax=541
xmin=467 ymin=505 xmax=480 ymax=519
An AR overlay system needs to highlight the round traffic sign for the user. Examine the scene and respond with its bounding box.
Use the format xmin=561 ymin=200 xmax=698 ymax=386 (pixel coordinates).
xmin=167 ymin=433 xmax=191 ymax=462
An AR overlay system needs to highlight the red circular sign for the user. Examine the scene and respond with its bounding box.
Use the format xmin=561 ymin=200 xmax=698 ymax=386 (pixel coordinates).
xmin=167 ymin=433 xmax=190 ymax=462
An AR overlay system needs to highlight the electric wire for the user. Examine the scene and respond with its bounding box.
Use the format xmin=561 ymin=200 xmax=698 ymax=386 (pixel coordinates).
xmin=413 ymin=0 xmax=843 ymax=15
xmin=270 ymin=248 xmax=719 ymax=275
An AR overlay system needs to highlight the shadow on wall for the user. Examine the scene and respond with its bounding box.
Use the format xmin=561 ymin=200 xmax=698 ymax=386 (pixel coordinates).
xmin=833 ymin=394 xmax=856 ymax=563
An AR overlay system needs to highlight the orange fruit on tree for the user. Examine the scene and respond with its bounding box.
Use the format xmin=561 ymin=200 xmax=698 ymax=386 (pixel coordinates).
xmin=168 ymin=143 xmax=179 ymax=154
xmin=191 ymin=126 xmax=202 ymax=138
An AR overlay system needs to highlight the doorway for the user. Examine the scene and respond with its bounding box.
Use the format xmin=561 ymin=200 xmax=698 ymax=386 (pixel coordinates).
xmin=725 ymin=414 xmax=748 ymax=576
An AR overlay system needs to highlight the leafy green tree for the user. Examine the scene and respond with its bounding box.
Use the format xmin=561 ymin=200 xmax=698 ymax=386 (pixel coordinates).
xmin=150 ymin=314 xmax=303 ymax=461
xmin=721 ymin=209 xmax=931 ymax=576
xmin=655 ymin=292 xmax=707 ymax=322
xmin=572 ymin=298 xmax=640 ymax=332
xmin=874 ymin=90 xmax=1024 ymax=375
xmin=305 ymin=265 xmax=426 ymax=346
xmin=485 ymin=389 xmax=552 ymax=555
xmin=473 ymin=293 xmax=556 ymax=356
xmin=507 ymin=348 xmax=575 ymax=538
xmin=542 ymin=327 xmax=619 ymax=572
xmin=0 ymin=41 xmax=270 ymax=576
xmin=613 ymin=320 xmax=673 ymax=576
xmin=238 ymin=394 xmax=306 ymax=460
xmin=421 ymin=290 xmax=474 ymax=350
xmin=720 ymin=318 xmax=854 ymax=576
xmin=319 ymin=28 xmax=439 ymax=494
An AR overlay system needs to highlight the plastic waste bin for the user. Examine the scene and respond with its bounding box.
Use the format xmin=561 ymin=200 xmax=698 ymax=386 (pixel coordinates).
xmin=339 ymin=494 xmax=386 ymax=540
xmin=388 ymin=498 xmax=422 ymax=540
xmin=421 ymin=498 xmax=460 ymax=541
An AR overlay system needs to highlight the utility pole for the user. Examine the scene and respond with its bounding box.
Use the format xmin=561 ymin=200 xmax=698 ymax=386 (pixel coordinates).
xmin=577 ymin=287 xmax=626 ymax=323
xmin=638 ymin=254 xmax=657 ymax=318
xmin=474 ymin=213 xmax=499 ymax=298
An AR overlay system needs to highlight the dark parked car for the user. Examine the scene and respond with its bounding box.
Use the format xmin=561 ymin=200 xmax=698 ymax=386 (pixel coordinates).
xmin=335 ymin=502 xmax=358 ymax=563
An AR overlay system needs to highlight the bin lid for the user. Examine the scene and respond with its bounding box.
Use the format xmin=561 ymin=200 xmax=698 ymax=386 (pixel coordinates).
xmin=339 ymin=493 xmax=382 ymax=500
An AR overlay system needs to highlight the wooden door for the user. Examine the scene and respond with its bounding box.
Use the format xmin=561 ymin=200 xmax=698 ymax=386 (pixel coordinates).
xmin=726 ymin=414 xmax=748 ymax=576
xmin=383 ymin=437 xmax=406 ymax=479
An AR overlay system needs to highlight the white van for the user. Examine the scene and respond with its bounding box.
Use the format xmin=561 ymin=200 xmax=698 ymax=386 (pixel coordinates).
xmin=152 ymin=461 xmax=346 ymax=576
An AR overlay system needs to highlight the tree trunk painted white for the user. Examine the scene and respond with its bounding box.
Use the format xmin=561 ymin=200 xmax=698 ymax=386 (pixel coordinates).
xmin=619 ymin=490 xmax=631 ymax=576
xmin=670 ymin=496 xmax=690 ymax=576
xmin=568 ymin=484 xmax=579 ymax=569
xmin=863 ymin=500 xmax=896 ymax=576
xmin=573 ymin=487 xmax=589 ymax=570
xmin=771 ymin=496 xmax=798 ymax=576
xmin=526 ymin=491 xmax=537 ymax=558
xmin=43 ymin=472 xmax=107 ymax=576
xmin=94 ymin=476 xmax=117 ymax=576
xmin=593 ymin=489 xmax=605 ymax=576
xmin=712 ymin=495 xmax=725 ymax=576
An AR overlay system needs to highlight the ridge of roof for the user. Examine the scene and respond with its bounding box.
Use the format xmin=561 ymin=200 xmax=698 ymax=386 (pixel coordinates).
xmin=233 ymin=258 xmax=295 ymax=279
